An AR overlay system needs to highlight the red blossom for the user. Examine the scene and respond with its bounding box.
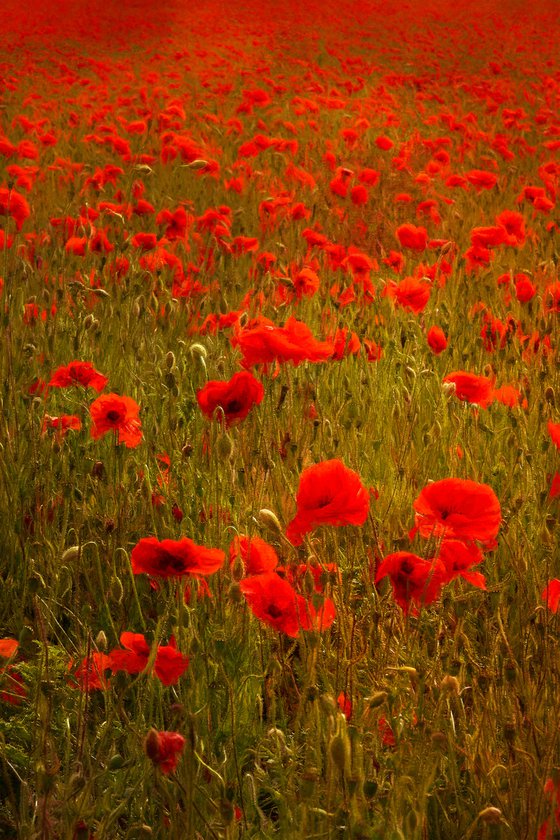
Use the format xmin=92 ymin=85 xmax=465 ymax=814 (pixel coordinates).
xmin=286 ymin=459 xmax=369 ymax=546
xmin=131 ymin=536 xmax=225 ymax=578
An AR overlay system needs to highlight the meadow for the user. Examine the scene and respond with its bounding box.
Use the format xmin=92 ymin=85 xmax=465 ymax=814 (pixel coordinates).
xmin=1 ymin=0 xmax=560 ymax=837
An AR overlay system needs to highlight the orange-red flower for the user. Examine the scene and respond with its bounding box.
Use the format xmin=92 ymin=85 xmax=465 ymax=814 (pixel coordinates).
xmin=49 ymin=361 xmax=108 ymax=392
xmin=108 ymin=633 xmax=189 ymax=686
xmin=375 ymin=552 xmax=446 ymax=612
xmin=436 ymin=539 xmax=486 ymax=589
xmin=385 ymin=276 xmax=431 ymax=314
xmin=239 ymin=572 xmax=335 ymax=637
xmin=427 ymin=325 xmax=448 ymax=354
xmin=89 ymin=393 xmax=142 ymax=448
xmin=286 ymin=459 xmax=370 ymax=546
xmin=396 ymin=223 xmax=428 ymax=252
xmin=197 ymin=371 xmax=264 ymax=427
xmin=144 ymin=728 xmax=185 ymax=775
xmin=548 ymin=421 xmax=560 ymax=449
xmin=542 ymin=579 xmax=560 ymax=613
xmin=0 ymin=187 xmax=30 ymax=229
xmin=231 ymin=316 xmax=334 ymax=369
xmin=229 ymin=535 xmax=279 ymax=575
xmin=413 ymin=478 xmax=501 ymax=546
xmin=131 ymin=536 xmax=225 ymax=578
xmin=443 ymin=371 xmax=494 ymax=408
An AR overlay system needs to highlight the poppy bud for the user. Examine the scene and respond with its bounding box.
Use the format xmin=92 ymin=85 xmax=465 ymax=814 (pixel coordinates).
xmin=189 ymin=343 xmax=207 ymax=361
xmin=165 ymin=351 xmax=175 ymax=370
xmin=442 ymin=381 xmax=456 ymax=398
xmin=319 ymin=693 xmax=338 ymax=716
xmin=301 ymin=768 xmax=320 ymax=798
xmin=258 ymin=508 xmax=282 ymax=533
xmin=367 ymin=691 xmax=388 ymax=709
xmin=144 ymin=728 xmax=160 ymax=762
xmin=216 ymin=434 xmax=233 ymax=461
xmin=109 ymin=576 xmax=124 ymax=604
xmin=229 ymin=582 xmax=244 ymax=603
xmin=478 ymin=807 xmax=502 ymax=824
xmin=95 ymin=631 xmax=108 ymax=652
xmin=329 ymin=732 xmax=350 ymax=775
xmin=61 ymin=546 xmax=80 ymax=563
xmin=440 ymin=675 xmax=460 ymax=695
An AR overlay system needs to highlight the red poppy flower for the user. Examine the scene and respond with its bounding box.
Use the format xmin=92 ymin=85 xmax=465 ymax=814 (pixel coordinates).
xmin=396 ymin=223 xmax=428 ymax=252
xmin=436 ymin=539 xmax=486 ymax=589
xmin=196 ymin=371 xmax=264 ymax=427
xmin=514 ymin=275 xmax=536 ymax=303
xmin=496 ymin=210 xmax=526 ymax=247
xmin=109 ymin=632 xmax=189 ymax=686
xmin=548 ymin=421 xmax=560 ymax=449
xmin=550 ymin=473 xmax=560 ymax=500
xmin=0 ymin=187 xmax=30 ymax=229
xmin=239 ymin=572 xmax=335 ymax=637
xmin=427 ymin=326 xmax=448 ymax=354
xmin=231 ymin=316 xmax=334 ymax=369
xmin=385 ymin=277 xmax=431 ymax=314
xmin=42 ymin=414 xmax=82 ymax=436
xmin=49 ymin=361 xmax=108 ymax=392
xmin=413 ymin=478 xmax=501 ymax=545
xmin=0 ymin=639 xmax=18 ymax=658
xmin=1 ymin=665 xmax=25 ymax=706
xmin=131 ymin=536 xmax=225 ymax=578
xmin=70 ymin=652 xmax=111 ymax=691
xmin=286 ymin=459 xmax=370 ymax=546
xmin=443 ymin=371 xmax=494 ymax=408
xmin=144 ymin=728 xmax=186 ymax=775
xmin=375 ymin=552 xmax=446 ymax=612
xmin=542 ymin=579 xmax=560 ymax=613
xmin=89 ymin=393 xmax=142 ymax=448
xmin=229 ymin=535 xmax=279 ymax=575
xmin=465 ymin=169 xmax=498 ymax=191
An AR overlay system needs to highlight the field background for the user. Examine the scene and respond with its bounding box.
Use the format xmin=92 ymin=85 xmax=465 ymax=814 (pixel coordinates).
xmin=1 ymin=0 xmax=560 ymax=837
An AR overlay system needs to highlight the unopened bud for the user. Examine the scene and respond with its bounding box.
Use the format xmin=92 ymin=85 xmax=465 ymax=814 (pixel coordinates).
xmin=367 ymin=691 xmax=388 ymax=709
xmin=440 ymin=675 xmax=460 ymax=695
xmin=258 ymin=508 xmax=282 ymax=533
xmin=61 ymin=546 xmax=80 ymax=563
xmin=189 ymin=343 xmax=207 ymax=361
xmin=329 ymin=733 xmax=350 ymax=774
xmin=478 ymin=807 xmax=502 ymax=824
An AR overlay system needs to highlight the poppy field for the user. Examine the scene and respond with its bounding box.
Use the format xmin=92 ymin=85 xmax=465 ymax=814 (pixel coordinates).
xmin=1 ymin=0 xmax=560 ymax=836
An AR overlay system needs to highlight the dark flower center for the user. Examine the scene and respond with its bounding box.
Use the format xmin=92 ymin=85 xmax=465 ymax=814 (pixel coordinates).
xmin=106 ymin=410 xmax=121 ymax=422
xmin=226 ymin=399 xmax=243 ymax=413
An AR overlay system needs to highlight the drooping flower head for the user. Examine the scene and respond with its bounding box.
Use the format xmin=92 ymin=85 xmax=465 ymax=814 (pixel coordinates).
xmin=286 ymin=459 xmax=370 ymax=546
